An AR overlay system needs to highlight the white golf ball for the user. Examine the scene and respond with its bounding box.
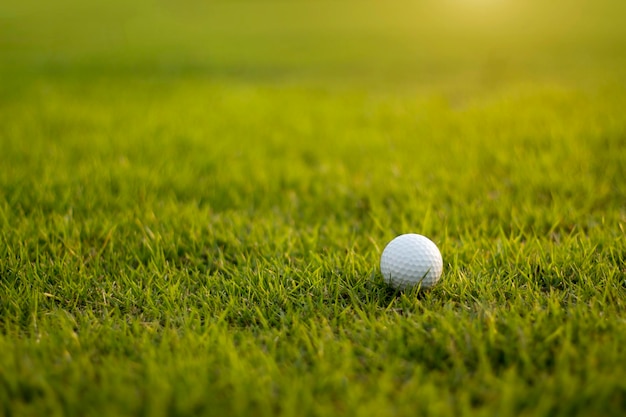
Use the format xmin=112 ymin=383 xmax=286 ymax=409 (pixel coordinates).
xmin=380 ymin=234 xmax=443 ymax=289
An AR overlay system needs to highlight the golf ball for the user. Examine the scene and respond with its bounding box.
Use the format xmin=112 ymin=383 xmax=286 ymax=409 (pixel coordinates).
xmin=380 ymin=234 xmax=443 ymax=289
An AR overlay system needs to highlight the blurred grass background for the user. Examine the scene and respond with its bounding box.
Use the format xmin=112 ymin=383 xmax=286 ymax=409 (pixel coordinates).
xmin=2 ymin=0 xmax=626 ymax=89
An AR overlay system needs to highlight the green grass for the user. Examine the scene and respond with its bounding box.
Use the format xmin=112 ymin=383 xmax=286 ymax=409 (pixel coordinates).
xmin=1 ymin=0 xmax=626 ymax=416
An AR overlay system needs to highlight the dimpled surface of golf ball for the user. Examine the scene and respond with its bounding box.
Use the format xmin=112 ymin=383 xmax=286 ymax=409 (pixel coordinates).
xmin=380 ymin=234 xmax=443 ymax=289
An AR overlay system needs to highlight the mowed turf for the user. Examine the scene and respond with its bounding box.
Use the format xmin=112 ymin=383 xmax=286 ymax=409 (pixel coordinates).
xmin=1 ymin=1 xmax=626 ymax=416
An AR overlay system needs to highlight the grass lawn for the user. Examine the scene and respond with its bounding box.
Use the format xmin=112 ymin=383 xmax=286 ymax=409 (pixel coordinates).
xmin=1 ymin=0 xmax=626 ymax=416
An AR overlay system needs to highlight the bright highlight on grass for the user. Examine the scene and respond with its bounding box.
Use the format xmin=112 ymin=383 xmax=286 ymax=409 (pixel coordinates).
xmin=1 ymin=0 xmax=625 ymax=416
